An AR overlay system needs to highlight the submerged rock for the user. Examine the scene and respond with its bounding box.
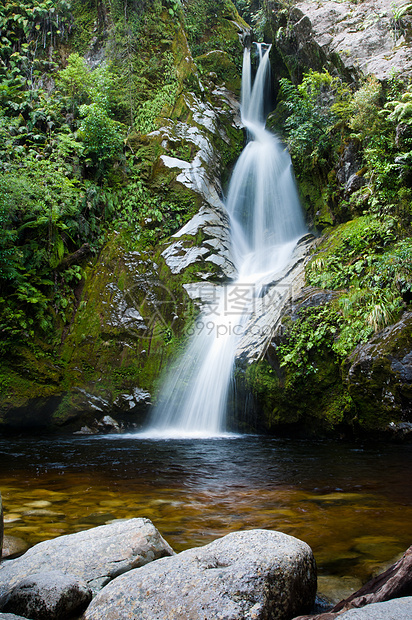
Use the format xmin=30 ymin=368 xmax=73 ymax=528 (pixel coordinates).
xmin=84 ymin=529 xmax=316 ymax=620
xmin=0 ymin=518 xmax=174 ymax=598
xmin=0 ymin=571 xmax=91 ymax=620
xmin=1 ymin=537 xmax=29 ymax=560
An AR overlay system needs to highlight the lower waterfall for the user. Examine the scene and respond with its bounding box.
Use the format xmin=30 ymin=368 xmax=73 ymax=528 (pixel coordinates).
xmin=140 ymin=43 xmax=306 ymax=438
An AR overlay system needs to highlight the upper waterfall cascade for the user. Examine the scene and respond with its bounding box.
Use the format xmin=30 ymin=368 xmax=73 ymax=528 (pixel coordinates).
xmin=141 ymin=44 xmax=306 ymax=438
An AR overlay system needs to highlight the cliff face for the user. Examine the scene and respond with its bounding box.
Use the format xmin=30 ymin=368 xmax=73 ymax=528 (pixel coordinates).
xmin=0 ymin=0 xmax=250 ymax=432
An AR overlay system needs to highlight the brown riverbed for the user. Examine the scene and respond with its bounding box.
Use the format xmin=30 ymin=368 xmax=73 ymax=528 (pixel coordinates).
xmin=1 ymin=434 xmax=411 ymax=601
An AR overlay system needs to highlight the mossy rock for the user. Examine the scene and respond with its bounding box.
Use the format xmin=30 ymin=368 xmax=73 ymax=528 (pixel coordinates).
xmin=344 ymin=311 xmax=412 ymax=429
xmin=196 ymin=50 xmax=240 ymax=93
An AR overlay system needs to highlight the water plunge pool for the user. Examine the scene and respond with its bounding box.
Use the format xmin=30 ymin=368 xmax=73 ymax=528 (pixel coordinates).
xmin=1 ymin=435 xmax=412 ymax=601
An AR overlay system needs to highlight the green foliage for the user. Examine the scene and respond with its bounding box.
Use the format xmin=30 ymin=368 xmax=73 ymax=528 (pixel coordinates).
xmin=303 ymin=217 xmax=410 ymax=360
xmin=279 ymin=70 xmax=350 ymax=176
xmin=348 ymin=76 xmax=382 ymax=140
xmin=279 ymin=305 xmax=343 ymax=376
xmin=113 ymin=174 xmax=195 ymax=248
xmin=134 ymin=82 xmax=178 ymax=134
xmin=0 ymin=0 xmax=73 ymax=81
xmin=164 ymin=0 xmax=181 ymax=18
xmin=385 ymin=83 xmax=412 ymax=124
xmin=307 ymin=216 xmax=398 ymax=289
xmin=79 ymin=103 xmax=125 ymax=163
xmin=183 ymin=0 xmax=243 ymax=66
xmin=55 ymin=52 xmax=93 ymax=110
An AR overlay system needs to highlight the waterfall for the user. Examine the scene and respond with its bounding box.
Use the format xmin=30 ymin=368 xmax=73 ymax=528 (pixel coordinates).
xmin=140 ymin=43 xmax=306 ymax=438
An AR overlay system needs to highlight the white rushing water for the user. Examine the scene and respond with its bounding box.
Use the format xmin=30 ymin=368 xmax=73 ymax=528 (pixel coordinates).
xmin=140 ymin=44 xmax=306 ymax=439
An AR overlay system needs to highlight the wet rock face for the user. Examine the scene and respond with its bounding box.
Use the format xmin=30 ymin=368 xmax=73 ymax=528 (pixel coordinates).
xmin=336 ymin=141 xmax=367 ymax=196
xmin=162 ymin=202 xmax=237 ymax=281
xmin=296 ymin=0 xmax=412 ymax=80
xmin=84 ymin=529 xmax=317 ymax=620
xmin=344 ymin=312 xmax=412 ymax=428
xmin=235 ymin=234 xmax=317 ymax=365
xmin=156 ymin=87 xmax=241 ymax=283
xmin=268 ymin=0 xmax=412 ymax=82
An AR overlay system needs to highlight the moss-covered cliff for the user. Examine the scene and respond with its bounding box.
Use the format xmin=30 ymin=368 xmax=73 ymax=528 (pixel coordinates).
xmin=0 ymin=0 xmax=249 ymax=431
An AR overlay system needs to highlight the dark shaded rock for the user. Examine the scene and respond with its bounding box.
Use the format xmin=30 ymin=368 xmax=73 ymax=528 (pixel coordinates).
xmin=0 ymin=492 xmax=2 ymax=559
xmin=84 ymin=529 xmax=316 ymax=620
xmin=345 ymin=173 xmax=366 ymax=195
xmin=336 ymin=142 xmax=366 ymax=195
xmin=113 ymin=388 xmax=151 ymax=412
xmin=388 ymin=421 xmax=412 ymax=438
xmin=396 ymin=123 xmax=412 ymax=149
xmin=0 ymin=518 xmax=174 ymax=598
xmin=0 ymin=571 xmax=91 ymax=620
xmin=96 ymin=415 xmax=121 ymax=433
xmin=1 ymin=396 xmax=65 ymax=433
xmin=344 ymin=312 xmax=412 ymax=428
xmin=56 ymin=243 xmax=91 ymax=271
xmin=274 ymin=7 xmax=330 ymax=82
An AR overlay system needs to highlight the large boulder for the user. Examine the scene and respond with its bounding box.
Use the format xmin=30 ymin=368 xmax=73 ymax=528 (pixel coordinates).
xmin=84 ymin=529 xmax=317 ymax=620
xmin=0 ymin=518 xmax=174 ymax=598
xmin=0 ymin=571 xmax=91 ymax=620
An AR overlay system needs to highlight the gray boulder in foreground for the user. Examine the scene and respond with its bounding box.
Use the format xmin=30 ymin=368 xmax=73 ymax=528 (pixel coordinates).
xmin=84 ymin=529 xmax=317 ymax=620
xmin=0 ymin=571 xmax=91 ymax=620
xmin=337 ymin=596 xmax=412 ymax=619
xmin=0 ymin=518 xmax=174 ymax=598
xmin=0 ymin=614 xmax=28 ymax=619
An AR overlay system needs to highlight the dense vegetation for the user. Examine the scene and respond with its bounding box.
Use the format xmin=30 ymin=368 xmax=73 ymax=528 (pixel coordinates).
xmin=277 ymin=71 xmax=412 ymax=365
xmin=0 ymin=0 xmax=242 ymax=355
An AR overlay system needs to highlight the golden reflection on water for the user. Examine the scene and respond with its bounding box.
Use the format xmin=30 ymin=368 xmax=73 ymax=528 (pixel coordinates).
xmin=2 ymin=471 xmax=411 ymax=590
xmin=2 ymin=435 xmax=412 ymax=603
